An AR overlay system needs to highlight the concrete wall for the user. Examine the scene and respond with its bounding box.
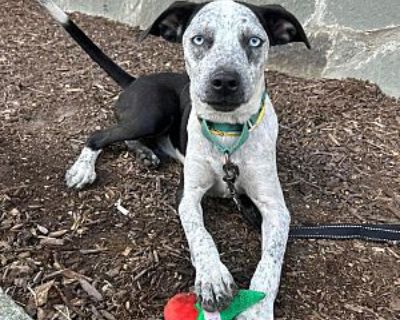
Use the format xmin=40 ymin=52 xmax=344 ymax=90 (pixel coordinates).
xmin=55 ymin=0 xmax=400 ymax=97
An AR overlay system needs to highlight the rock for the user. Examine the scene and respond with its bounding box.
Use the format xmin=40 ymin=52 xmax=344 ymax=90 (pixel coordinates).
xmin=0 ymin=288 xmax=33 ymax=320
xmin=53 ymin=0 xmax=400 ymax=97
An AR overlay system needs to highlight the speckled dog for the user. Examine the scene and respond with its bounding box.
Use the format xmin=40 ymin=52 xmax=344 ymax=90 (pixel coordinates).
xmin=38 ymin=0 xmax=310 ymax=319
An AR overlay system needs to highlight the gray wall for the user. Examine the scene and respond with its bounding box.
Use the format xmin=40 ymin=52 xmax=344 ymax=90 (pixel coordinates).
xmin=55 ymin=0 xmax=400 ymax=97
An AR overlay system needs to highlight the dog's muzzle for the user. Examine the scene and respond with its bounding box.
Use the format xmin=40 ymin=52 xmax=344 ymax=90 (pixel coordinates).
xmin=203 ymin=69 xmax=245 ymax=111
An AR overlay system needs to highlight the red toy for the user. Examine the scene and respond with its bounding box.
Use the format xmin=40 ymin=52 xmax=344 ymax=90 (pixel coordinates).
xmin=164 ymin=290 xmax=265 ymax=320
xmin=164 ymin=293 xmax=199 ymax=320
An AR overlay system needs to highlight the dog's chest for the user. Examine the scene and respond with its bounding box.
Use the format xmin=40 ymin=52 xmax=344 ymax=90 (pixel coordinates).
xmin=208 ymin=155 xmax=240 ymax=198
xmin=184 ymin=95 xmax=279 ymax=198
xmin=206 ymin=132 xmax=275 ymax=197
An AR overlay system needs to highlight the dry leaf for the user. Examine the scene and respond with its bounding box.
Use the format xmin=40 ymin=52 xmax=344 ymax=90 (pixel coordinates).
xmin=35 ymin=280 xmax=55 ymax=307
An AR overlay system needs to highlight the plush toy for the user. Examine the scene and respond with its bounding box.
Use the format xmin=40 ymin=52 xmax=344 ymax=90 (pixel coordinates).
xmin=164 ymin=290 xmax=265 ymax=320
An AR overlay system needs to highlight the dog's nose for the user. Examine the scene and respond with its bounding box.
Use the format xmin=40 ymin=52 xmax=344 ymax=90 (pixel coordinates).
xmin=210 ymin=71 xmax=240 ymax=93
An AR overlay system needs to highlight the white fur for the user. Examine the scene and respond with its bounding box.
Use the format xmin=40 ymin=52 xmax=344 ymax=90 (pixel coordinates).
xmin=59 ymin=0 xmax=291 ymax=317
xmin=183 ymin=0 xmax=269 ymax=124
xmin=180 ymin=92 xmax=289 ymax=319
xmin=65 ymin=147 xmax=101 ymax=189
xmin=179 ymin=1 xmax=289 ymax=318
xmin=37 ymin=0 xmax=69 ymax=25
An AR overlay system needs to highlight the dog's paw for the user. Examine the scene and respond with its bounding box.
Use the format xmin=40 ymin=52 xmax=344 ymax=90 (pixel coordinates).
xmin=65 ymin=160 xmax=96 ymax=189
xmin=125 ymin=140 xmax=160 ymax=167
xmin=135 ymin=148 xmax=160 ymax=167
xmin=195 ymin=261 xmax=237 ymax=312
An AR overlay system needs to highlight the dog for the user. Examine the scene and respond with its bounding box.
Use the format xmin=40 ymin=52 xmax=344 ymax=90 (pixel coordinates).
xmin=37 ymin=0 xmax=310 ymax=318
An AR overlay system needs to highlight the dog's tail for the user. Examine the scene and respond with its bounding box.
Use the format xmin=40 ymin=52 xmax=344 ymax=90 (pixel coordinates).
xmin=37 ymin=0 xmax=135 ymax=88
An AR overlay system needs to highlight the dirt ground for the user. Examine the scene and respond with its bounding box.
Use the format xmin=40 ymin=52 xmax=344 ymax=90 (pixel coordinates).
xmin=1 ymin=1 xmax=400 ymax=319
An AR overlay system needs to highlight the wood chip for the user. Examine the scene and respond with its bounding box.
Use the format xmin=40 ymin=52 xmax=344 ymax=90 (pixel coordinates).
xmin=115 ymin=199 xmax=129 ymax=215
xmin=48 ymin=229 xmax=68 ymax=238
xmin=39 ymin=237 xmax=65 ymax=246
xmin=79 ymin=279 xmax=103 ymax=301
xmin=121 ymin=246 xmax=132 ymax=257
xmin=36 ymin=225 xmax=49 ymax=235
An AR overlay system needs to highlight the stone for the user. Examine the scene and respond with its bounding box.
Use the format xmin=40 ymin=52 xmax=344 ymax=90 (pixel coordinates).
xmin=0 ymin=288 xmax=32 ymax=320
xmin=52 ymin=0 xmax=400 ymax=97
xmin=323 ymin=0 xmax=400 ymax=30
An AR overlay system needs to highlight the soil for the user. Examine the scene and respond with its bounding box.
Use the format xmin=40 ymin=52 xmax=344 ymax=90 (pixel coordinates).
xmin=1 ymin=1 xmax=399 ymax=319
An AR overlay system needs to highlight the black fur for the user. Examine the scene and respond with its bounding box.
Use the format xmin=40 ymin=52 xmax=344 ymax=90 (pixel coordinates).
xmin=87 ymin=73 xmax=190 ymax=154
xmin=140 ymin=1 xmax=208 ymax=43
xmin=58 ymin=14 xmax=192 ymax=154
xmin=42 ymin=0 xmax=310 ymax=234
xmin=241 ymin=3 xmax=311 ymax=49
xmin=51 ymin=1 xmax=309 ymax=163
xmin=63 ymin=19 xmax=135 ymax=88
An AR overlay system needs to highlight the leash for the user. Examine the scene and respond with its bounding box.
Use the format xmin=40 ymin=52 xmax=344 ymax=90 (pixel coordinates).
xmin=199 ymin=91 xmax=400 ymax=244
xmin=239 ymin=194 xmax=400 ymax=244
xmin=289 ymin=224 xmax=400 ymax=243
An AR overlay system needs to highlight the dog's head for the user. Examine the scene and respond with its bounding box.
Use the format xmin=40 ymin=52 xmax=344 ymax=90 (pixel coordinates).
xmin=142 ymin=0 xmax=310 ymax=121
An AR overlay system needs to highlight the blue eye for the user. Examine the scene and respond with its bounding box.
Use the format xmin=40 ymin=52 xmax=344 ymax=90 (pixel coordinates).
xmin=192 ymin=35 xmax=205 ymax=46
xmin=249 ymin=37 xmax=263 ymax=47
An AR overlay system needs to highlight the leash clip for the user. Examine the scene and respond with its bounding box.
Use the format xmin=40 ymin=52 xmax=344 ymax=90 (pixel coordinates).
xmin=223 ymin=152 xmax=230 ymax=165
xmin=222 ymin=153 xmax=242 ymax=212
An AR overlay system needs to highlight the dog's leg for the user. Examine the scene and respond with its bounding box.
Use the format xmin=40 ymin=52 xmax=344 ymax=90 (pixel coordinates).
xmin=66 ymin=124 xmax=158 ymax=189
xmin=178 ymin=160 xmax=237 ymax=312
xmin=125 ymin=140 xmax=160 ymax=167
xmin=65 ymin=146 xmax=101 ymax=189
xmin=237 ymin=177 xmax=290 ymax=320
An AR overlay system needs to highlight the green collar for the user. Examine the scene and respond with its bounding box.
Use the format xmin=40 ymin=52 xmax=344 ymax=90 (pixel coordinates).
xmin=199 ymin=91 xmax=266 ymax=156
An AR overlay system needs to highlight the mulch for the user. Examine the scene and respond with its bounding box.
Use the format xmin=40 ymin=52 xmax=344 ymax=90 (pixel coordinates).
xmin=1 ymin=1 xmax=399 ymax=319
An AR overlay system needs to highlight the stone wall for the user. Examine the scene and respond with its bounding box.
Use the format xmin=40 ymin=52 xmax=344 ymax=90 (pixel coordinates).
xmin=55 ymin=0 xmax=400 ymax=97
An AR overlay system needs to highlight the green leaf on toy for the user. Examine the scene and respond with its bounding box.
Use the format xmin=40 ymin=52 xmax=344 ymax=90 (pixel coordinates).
xmin=195 ymin=290 xmax=265 ymax=320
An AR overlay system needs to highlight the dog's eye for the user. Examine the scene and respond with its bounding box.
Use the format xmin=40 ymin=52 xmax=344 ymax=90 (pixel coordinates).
xmin=192 ymin=35 xmax=205 ymax=46
xmin=248 ymin=37 xmax=263 ymax=48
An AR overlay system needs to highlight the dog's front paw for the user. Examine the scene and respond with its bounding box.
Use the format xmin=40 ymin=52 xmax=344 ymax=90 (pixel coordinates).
xmin=65 ymin=160 xmax=96 ymax=189
xmin=195 ymin=261 xmax=237 ymax=312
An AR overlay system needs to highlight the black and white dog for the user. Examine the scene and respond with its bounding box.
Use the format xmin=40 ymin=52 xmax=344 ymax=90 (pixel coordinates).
xmin=38 ymin=0 xmax=310 ymax=318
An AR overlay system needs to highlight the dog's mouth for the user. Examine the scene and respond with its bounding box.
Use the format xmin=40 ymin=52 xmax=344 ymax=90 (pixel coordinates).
xmin=202 ymin=98 xmax=245 ymax=112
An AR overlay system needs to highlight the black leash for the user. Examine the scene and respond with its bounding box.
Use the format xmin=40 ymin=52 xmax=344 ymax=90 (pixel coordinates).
xmin=222 ymin=157 xmax=400 ymax=244
xmin=289 ymin=224 xmax=400 ymax=243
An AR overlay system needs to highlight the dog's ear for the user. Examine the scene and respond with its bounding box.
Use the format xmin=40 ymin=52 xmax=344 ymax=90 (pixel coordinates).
xmin=140 ymin=1 xmax=206 ymax=43
xmin=244 ymin=4 xmax=311 ymax=49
